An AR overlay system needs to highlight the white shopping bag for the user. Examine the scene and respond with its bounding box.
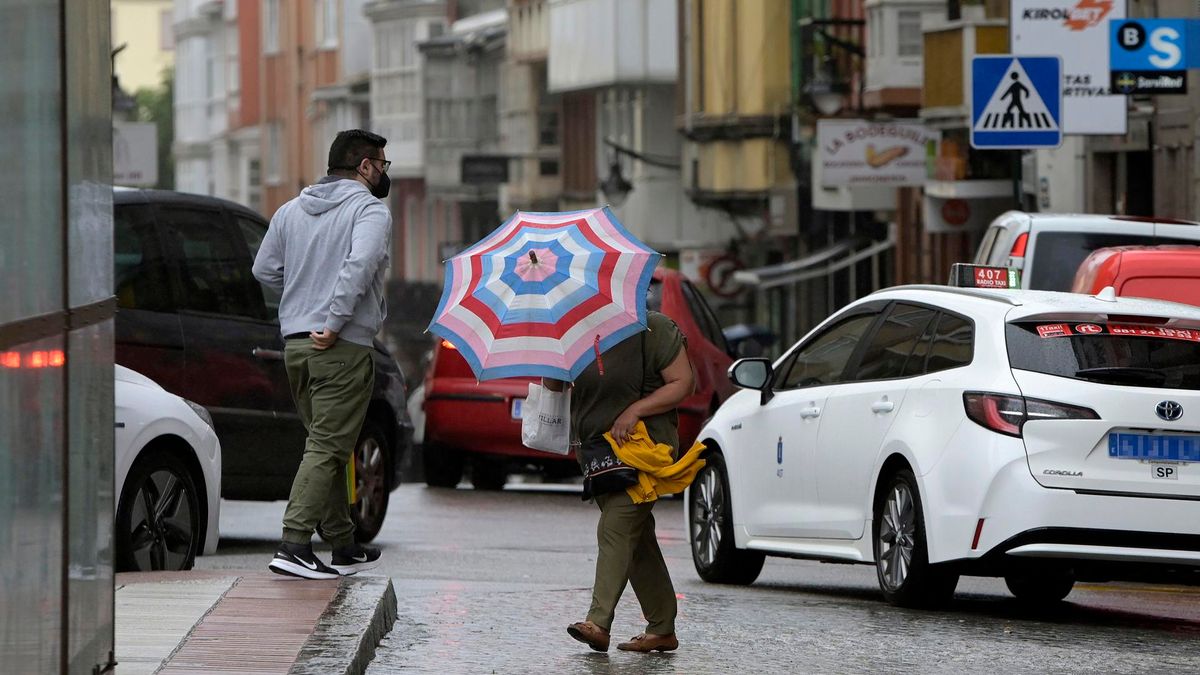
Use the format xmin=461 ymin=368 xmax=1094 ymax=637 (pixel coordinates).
xmin=520 ymin=382 xmax=571 ymax=455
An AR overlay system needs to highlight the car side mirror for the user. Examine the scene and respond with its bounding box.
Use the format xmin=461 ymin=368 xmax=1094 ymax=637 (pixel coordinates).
xmin=729 ymin=358 xmax=773 ymax=404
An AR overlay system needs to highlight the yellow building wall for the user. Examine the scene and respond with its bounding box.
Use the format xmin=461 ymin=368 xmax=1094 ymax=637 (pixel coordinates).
xmin=692 ymin=0 xmax=792 ymax=194
xmin=699 ymin=138 xmax=791 ymax=193
xmin=735 ymin=0 xmax=790 ymax=116
xmin=112 ymin=0 xmax=175 ymax=93
xmin=923 ymin=25 xmax=1008 ymax=109
xmin=698 ymin=0 xmax=790 ymax=117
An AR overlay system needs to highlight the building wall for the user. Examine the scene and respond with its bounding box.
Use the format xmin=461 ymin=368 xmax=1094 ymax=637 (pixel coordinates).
xmin=113 ymin=0 xmax=175 ymax=92
xmin=262 ymin=0 xmax=345 ymax=213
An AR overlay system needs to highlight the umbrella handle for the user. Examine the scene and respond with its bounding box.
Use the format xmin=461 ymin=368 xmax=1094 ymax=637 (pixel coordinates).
xmin=529 ymin=250 xmax=538 ymax=265
xmin=594 ymin=335 xmax=604 ymax=376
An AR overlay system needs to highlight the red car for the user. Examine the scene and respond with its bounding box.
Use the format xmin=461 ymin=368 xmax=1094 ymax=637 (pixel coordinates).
xmin=421 ymin=268 xmax=737 ymax=489
xmin=1071 ymin=245 xmax=1200 ymax=304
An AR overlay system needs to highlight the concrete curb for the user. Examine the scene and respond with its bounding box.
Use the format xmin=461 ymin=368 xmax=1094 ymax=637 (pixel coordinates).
xmin=290 ymin=575 xmax=398 ymax=675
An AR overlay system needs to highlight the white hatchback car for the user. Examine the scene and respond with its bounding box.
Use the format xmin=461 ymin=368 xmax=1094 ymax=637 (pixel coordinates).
xmin=116 ymin=365 xmax=221 ymax=571
xmin=688 ymin=280 xmax=1200 ymax=607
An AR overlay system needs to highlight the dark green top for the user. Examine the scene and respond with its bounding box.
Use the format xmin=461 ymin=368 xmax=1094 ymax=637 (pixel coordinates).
xmin=570 ymin=311 xmax=686 ymax=463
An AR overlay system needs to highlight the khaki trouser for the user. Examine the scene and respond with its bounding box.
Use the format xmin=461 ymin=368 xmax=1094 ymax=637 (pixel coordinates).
xmin=281 ymin=338 xmax=374 ymax=549
xmin=586 ymin=491 xmax=677 ymax=635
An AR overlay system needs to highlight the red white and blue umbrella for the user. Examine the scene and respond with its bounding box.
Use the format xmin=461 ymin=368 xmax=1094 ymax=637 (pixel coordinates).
xmin=428 ymin=208 xmax=661 ymax=381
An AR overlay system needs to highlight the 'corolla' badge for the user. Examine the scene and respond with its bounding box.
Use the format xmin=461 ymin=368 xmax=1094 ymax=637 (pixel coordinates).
xmin=1156 ymin=400 xmax=1184 ymax=422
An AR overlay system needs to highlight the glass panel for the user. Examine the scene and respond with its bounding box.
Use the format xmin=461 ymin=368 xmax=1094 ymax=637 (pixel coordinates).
xmin=156 ymin=206 xmax=264 ymax=319
xmin=234 ymin=213 xmax=281 ymax=318
xmin=1007 ymin=321 xmax=1200 ymax=390
xmin=779 ymin=314 xmax=878 ymax=390
xmin=927 ymin=314 xmax=974 ymax=373
xmin=67 ymin=322 xmax=115 ymax=673
xmin=1029 ymin=232 xmax=1158 ymax=291
xmin=66 ymin=0 xmax=115 ymax=668
xmin=0 ymin=335 xmax=65 ymax=671
xmin=0 ymin=0 xmax=62 ymax=324
xmin=852 ymin=303 xmax=937 ymax=381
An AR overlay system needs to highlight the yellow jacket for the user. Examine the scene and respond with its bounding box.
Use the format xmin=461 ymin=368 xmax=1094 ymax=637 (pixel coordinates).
xmin=603 ymin=421 xmax=707 ymax=504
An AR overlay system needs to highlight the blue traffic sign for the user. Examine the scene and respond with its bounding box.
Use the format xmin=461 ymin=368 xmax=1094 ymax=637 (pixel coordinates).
xmin=971 ymin=56 xmax=1062 ymax=150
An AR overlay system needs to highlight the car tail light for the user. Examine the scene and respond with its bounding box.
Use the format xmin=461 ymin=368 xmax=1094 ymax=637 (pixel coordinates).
xmin=1009 ymin=233 xmax=1028 ymax=258
xmin=963 ymin=392 xmax=1099 ymax=438
xmin=441 ymin=339 xmax=457 ymax=350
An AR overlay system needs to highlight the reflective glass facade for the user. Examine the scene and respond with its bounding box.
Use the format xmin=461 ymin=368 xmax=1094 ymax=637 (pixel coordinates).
xmin=0 ymin=0 xmax=116 ymax=672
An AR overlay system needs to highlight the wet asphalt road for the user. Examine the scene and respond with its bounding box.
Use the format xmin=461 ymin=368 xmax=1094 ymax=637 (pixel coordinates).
xmin=199 ymin=482 xmax=1200 ymax=674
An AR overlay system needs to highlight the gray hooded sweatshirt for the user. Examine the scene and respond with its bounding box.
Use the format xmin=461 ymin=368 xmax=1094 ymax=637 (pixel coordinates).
xmin=252 ymin=177 xmax=391 ymax=347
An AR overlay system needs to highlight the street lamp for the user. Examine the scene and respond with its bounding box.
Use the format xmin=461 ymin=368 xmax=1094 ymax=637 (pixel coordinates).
xmin=598 ymin=139 xmax=679 ymax=207
xmin=599 ymin=157 xmax=633 ymax=207
xmin=805 ymin=57 xmax=847 ymax=116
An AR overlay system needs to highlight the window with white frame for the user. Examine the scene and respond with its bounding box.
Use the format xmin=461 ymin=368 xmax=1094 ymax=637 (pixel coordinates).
xmin=867 ymin=7 xmax=881 ymax=59
xmin=227 ymin=23 xmax=240 ymax=95
xmin=161 ymin=9 xmax=175 ymax=51
xmin=897 ymin=10 xmax=923 ymax=57
xmin=316 ymin=0 xmax=338 ymax=49
xmin=266 ymin=122 xmax=283 ymax=184
xmin=263 ymin=0 xmax=280 ymax=54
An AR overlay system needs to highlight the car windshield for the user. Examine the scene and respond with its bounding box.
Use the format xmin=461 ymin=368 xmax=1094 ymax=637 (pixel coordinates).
xmin=1007 ymin=321 xmax=1200 ymax=390
xmin=1029 ymin=232 xmax=1198 ymax=291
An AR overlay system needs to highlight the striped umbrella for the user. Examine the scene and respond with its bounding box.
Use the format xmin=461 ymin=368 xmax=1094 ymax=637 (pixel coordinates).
xmin=428 ymin=208 xmax=661 ymax=381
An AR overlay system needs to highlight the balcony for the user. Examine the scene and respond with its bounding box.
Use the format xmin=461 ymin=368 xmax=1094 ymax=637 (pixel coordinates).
xmin=863 ymin=0 xmax=943 ymax=111
xmin=508 ymin=0 xmax=549 ymax=62
xmin=547 ymin=0 xmax=677 ymax=93
xmin=919 ymin=11 xmax=1009 ymax=129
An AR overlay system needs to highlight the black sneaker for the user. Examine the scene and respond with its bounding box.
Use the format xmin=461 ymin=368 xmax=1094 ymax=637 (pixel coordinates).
xmin=330 ymin=543 xmax=382 ymax=576
xmin=268 ymin=542 xmax=339 ymax=580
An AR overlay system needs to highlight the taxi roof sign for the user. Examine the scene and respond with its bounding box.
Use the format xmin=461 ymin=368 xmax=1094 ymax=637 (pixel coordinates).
xmin=949 ymin=263 xmax=1022 ymax=289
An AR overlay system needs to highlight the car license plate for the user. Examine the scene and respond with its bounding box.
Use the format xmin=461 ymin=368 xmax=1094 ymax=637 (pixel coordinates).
xmin=1109 ymin=433 xmax=1200 ymax=462
xmin=1151 ymin=461 xmax=1181 ymax=480
xmin=511 ymin=398 xmax=524 ymax=420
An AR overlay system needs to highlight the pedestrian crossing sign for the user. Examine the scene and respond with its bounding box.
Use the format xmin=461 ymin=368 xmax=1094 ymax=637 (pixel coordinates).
xmin=971 ymin=55 xmax=1063 ymax=149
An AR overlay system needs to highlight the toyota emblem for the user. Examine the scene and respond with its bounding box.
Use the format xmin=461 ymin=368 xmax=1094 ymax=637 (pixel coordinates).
xmin=1156 ymin=400 xmax=1184 ymax=422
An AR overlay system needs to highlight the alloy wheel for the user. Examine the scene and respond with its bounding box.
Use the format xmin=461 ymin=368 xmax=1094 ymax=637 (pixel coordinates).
xmin=128 ymin=469 xmax=194 ymax=571
xmin=354 ymin=435 xmax=386 ymax=527
xmin=691 ymin=466 xmax=725 ymax=567
xmin=877 ymin=483 xmax=916 ymax=591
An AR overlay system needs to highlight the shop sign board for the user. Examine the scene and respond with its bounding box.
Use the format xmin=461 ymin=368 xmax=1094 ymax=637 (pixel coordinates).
xmin=816 ymin=119 xmax=938 ymax=188
xmin=1011 ymin=0 xmax=1127 ymax=135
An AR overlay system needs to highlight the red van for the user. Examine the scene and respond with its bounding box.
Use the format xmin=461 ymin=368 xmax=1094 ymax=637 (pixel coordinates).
xmin=1070 ymin=245 xmax=1200 ymax=305
xmin=421 ymin=268 xmax=737 ymax=490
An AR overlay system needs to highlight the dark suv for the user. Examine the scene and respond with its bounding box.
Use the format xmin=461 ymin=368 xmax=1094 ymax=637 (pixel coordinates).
xmin=113 ymin=188 xmax=411 ymax=541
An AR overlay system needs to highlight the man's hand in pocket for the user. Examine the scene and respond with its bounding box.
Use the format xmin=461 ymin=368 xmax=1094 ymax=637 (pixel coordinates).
xmin=310 ymin=328 xmax=339 ymax=350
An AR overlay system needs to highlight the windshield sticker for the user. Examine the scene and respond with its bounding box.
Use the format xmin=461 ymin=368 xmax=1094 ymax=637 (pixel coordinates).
xmin=1109 ymin=325 xmax=1200 ymax=342
xmin=1034 ymin=323 xmax=1200 ymax=342
xmin=1037 ymin=323 xmax=1073 ymax=338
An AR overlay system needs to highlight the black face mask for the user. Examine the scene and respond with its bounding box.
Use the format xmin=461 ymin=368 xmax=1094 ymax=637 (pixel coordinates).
xmin=358 ymin=167 xmax=390 ymax=199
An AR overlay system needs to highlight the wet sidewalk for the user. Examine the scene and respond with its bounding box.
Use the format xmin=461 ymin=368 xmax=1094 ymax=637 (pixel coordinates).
xmin=114 ymin=571 xmax=396 ymax=675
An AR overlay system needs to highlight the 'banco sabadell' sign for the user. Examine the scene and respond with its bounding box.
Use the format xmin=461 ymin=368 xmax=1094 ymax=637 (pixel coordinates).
xmin=817 ymin=120 xmax=939 ymax=188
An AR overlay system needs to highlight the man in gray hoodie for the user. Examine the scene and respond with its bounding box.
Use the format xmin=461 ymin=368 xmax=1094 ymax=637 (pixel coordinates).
xmin=253 ymin=129 xmax=392 ymax=579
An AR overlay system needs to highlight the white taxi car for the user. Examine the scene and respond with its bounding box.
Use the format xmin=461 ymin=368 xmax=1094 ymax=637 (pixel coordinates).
xmin=116 ymin=365 xmax=221 ymax=571
xmin=687 ymin=267 xmax=1200 ymax=607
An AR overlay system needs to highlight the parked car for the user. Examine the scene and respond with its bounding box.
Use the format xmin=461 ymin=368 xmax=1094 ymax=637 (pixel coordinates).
xmin=422 ymin=268 xmax=738 ymax=489
xmin=115 ymin=365 xmax=221 ymax=572
xmin=689 ymin=278 xmax=1200 ymax=607
xmin=972 ymin=211 xmax=1200 ymax=291
xmin=1071 ymin=245 xmax=1200 ymax=305
xmin=113 ymin=188 xmax=412 ymax=541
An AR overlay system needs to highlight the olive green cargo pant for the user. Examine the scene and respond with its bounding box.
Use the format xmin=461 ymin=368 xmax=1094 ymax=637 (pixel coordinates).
xmin=281 ymin=339 xmax=374 ymax=549
xmin=586 ymin=491 xmax=678 ymax=635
